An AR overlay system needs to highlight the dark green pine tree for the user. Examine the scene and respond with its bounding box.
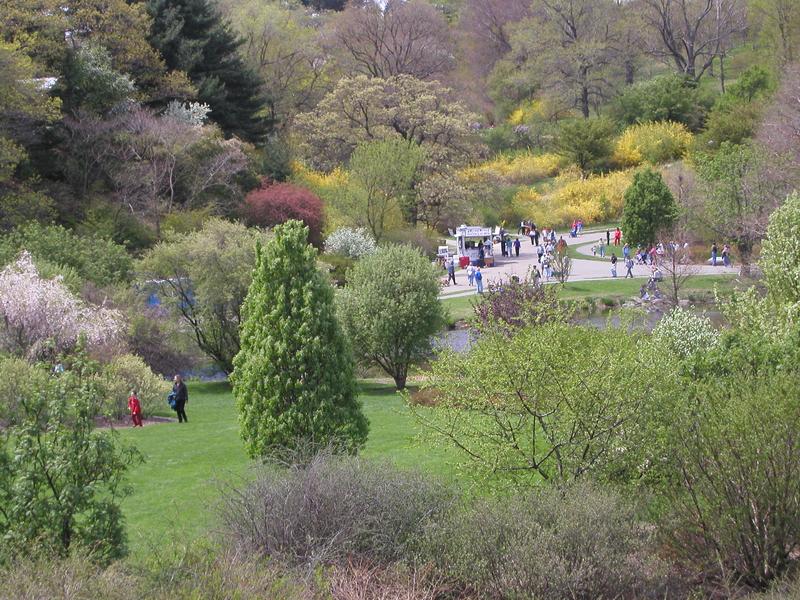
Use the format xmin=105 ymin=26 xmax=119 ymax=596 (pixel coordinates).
xmin=148 ymin=0 xmax=269 ymax=143
xmin=232 ymin=220 xmax=369 ymax=458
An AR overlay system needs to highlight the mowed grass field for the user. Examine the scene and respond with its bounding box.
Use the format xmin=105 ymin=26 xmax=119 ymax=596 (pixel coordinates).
xmin=118 ymin=381 xmax=458 ymax=559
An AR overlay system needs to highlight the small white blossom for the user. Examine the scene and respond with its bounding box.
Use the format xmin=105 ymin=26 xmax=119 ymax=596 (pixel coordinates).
xmin=652 ymin=307 xmax=719 ymax=358
xmin=324 ymin=227 xmax=378 ymax=259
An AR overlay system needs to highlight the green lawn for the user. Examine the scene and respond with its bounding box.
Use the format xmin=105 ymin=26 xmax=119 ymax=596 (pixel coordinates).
xmin=118 ymin=381 xmax=456 ymax=559
xmin=441 ymin=273 xmax=739 ymax=322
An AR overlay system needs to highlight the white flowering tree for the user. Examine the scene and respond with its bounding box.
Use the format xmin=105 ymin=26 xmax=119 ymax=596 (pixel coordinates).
xmin=324 ymin=227 xmax=378 ymax=259
xmin=0 ymin=253 xmax=123 ymax=360
xmin=651 ymin=308 xmax=719 ymax=359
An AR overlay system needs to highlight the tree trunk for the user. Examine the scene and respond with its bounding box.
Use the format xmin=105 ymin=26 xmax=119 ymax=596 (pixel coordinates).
xmin=719 ymin=54 xmax=726 ymax=93
xmin=580 ymin=82 xmax=590 ymax=118
xmin=393 ymin=370 xmax=407 ymax=391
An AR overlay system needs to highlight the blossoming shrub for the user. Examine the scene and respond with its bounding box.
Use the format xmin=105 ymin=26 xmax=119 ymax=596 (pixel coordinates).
xmin=291 ymin=161 xmax=351 ymax=231
xmin=0 ymin=252 xmax=123 ymax=360
xmin=460 ymin=153 xmax=565 ymax=185
xmin=242 ymin=181 xmax=324 ymax=247
xmin=651 ymin=308 xmax=720 ymax=358
xmin=513 ymin=170 xmax=633 ymax=226
xmin=614 ymin=121 xmax=693 ymax=167
xmin=324 ymin=227 xmax=377 ymax=259
xmin=99 ymin=354 xmax=172 ymax=419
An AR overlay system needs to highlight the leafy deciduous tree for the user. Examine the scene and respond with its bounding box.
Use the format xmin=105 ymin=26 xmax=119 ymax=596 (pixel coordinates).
xmin=338 ymin=244 xmax=443 ymax=390
xmin=242 ymin=181 xmax=324 ymax=247
xmin=137 ymin=219 xmax=268 ymax=374
xmin=556 ymin=117 xmax=615 ymax=174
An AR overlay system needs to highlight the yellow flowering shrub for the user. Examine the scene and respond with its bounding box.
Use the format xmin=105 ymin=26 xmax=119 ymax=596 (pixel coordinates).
xmin=614 ymin=121 xmax=693 ymax=167
xmin=290 ymin=161 xmax=351 ymax=231
xmin=459 ymin=153 xmax=565 ymax=185
xmin=512 ymin=170 xmax=633 ymax=227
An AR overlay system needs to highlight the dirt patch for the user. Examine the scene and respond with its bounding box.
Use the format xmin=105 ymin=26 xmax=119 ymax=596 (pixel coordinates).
xmin=94 ymin=415 xmax=176 ymax=429
xmin=407 ymin=387 xmax=441 ymax=407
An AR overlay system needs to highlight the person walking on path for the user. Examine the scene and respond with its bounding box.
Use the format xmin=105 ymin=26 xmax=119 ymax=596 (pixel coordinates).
xmin=446 ymin=256 xmax=457 ymax=286
xmin=536 ymin=243 xmax=544 ymax=263
xmin=623 ymin=243 xmax=630 ymax=260
xmin=475 ymin=267 xmax=484 ymax=294
xmin=533 ymin=228 xmax=540 ymax=246
xmin=722 ymin=244 xmax=731 ymax=267
xmin=128 ymin=391 xmax=143 ymax=427
xmin=625 ymin=256 xmax=634 ymax=278
xmin=610 ymin=253 xmax=618 ymax=278
xmin=513 ymin=238 xmax=521 ymax=257
xmin=606 ymin=229 xmax=611 ymax=246
xmin=506 ymin=237 xmax=514 ymax=257
xmin=711 ymin=243 xmax=718 ymax=266
xmin=466 ymin=263 xmax=475 ymax=286
xmin=557 ymin=236 xmax=567 ymax=252
xmin=173 ymin=374 xmax=189 ymax=423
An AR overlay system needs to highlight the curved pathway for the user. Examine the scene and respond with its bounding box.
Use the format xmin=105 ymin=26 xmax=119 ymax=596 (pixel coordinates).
xmin=439 ymin=231 xmax=737 ymax=299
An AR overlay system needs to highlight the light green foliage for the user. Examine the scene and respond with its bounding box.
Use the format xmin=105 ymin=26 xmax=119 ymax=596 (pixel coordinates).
xmin=137 ymin=218 xmax=269 ymax=373
xmin=647 ymin=326 xmax=800 ymax=588
xmin=556 ymin=117 xmax=615 ymax=174
xmin=0 ymin=222 xmax=132 ymax=286
xmin=0 ymin=357 xmax=141 ymax=563
xmin=98 ymin=354 xmax=171 ymax=419
xmin=417 ymin=322 xmax=658 ymax=484
xmin=0 ymin=357 xmax=49 ymax=424
xmin=338 ymin=244 xmax=443 ymax=390
xmin=294 ymin=74 xmax=480 ymax=172
xmin=0 ymin=190 xmax=56 ymax=233
xmin=348 ymin=139 xmax=425 ymax=239
xmin=621 ymin=168 xmax=678 ymax=247
xmin=693 ymin=142 xmax=789 ymax=266
xmin=232 ymin=220 xmax=368 ymax=458
xmin=61 ymin=43 xmax=135 ymax=113
xmin=760 ymin=192 xmax=800 ymax=305
xmin=652 ymin=308 xmax=720 ymax=358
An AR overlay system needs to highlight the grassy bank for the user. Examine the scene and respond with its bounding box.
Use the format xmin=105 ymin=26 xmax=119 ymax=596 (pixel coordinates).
xmin=118 ymin=381 xmax=456 ymax=559
xmin=442 ymin=273 xmax=740 ymax=322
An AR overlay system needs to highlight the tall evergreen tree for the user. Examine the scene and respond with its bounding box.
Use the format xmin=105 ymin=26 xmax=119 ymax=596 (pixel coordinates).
xmin=621 ymin=168 xmax=678 ymax=248
xmin=148 ymin=0 xmax=268 ymax=143
xmin=232 ymin=220 xmax=368 ymax=458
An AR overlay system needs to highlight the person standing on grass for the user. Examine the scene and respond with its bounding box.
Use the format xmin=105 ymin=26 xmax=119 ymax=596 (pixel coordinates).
xmin=475 ymin=267 xmax=484 ymax=294
xmin=513 ymin=237 xmax=521 ymax=257
xmin=614 ymin=227 xmax=622 ymax=246
xmin=625 ymin=256 xmax=634 ymax=278
xmin=599 ymin=238 xmax=606 ymax=257
xmin=128 ymin=391 xmax=143 ymax=427
xmin=623 ymin=243 xmax=630 ymax=260
xmin=606 ymin=229 xmax=611 ymax=246
xmin=173 ymin=374 xmax=188 ymax=423
xmin=610 ymin=253 xmax=618 ymax=278
xmin=446 ymin=256 xmax=457 ymax=286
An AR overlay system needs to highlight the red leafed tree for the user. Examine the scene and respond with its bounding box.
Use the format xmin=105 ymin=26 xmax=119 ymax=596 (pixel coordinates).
xmin=242 ymin=181 xmax=324 ymax=246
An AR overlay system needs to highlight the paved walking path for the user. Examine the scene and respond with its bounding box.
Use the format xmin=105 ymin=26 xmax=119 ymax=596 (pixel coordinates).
xmin=439 ymin=231 xmax=737 ymax=299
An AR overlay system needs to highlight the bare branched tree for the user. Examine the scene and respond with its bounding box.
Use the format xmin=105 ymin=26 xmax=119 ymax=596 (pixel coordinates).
xmin=658 ymin=235 xmax=700 ymax=306
xmin=328 ymin=0 xmax=454 ymax=80
xmin=641 ymin=0 xmax=747 ymax=82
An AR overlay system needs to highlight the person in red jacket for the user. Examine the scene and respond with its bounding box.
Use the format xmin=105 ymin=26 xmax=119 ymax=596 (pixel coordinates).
xmin=128 ymin=391 xmax=143 ymax=427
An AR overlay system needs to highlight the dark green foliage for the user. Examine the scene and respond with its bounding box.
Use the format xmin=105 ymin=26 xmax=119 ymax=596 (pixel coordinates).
xmin=556 ymin=117 xmax=615 ymax=174
xmin=0 ymin=222 xmax=132 ymax=285
xmin=148 ymin=0 xmax=268 ymax=143
xmin=611 ymin=74 xmax=708 ymax=130
xmin=621 ymin=168 xmax=678 ymax=247
xmin=299 ymin=0 xmax=347 ymax=10
xmin=232 ymin=220 xmax=368 ymax=458
xmin=0 ymin=357 xmax=141 ymax=564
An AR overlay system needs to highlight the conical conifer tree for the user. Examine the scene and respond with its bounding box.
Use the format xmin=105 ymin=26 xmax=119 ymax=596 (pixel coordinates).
xmin=148 ymin=0 xmax=269 ymax=143
xmin=232 ymin=220 xmax=368 ymax=458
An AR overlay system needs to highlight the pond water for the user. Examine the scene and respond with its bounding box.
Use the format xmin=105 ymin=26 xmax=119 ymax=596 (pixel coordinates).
xmin=435 ymin=307 xmax=725 ymax=354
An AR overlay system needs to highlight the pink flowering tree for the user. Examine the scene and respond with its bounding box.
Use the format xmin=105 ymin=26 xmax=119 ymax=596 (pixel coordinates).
xmin=0 ymin=252 xmax=123 ymax=360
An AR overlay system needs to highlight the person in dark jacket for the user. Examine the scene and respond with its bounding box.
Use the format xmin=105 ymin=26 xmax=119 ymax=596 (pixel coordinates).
xmin=173 ymin=374 xmax=189 ymax=423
